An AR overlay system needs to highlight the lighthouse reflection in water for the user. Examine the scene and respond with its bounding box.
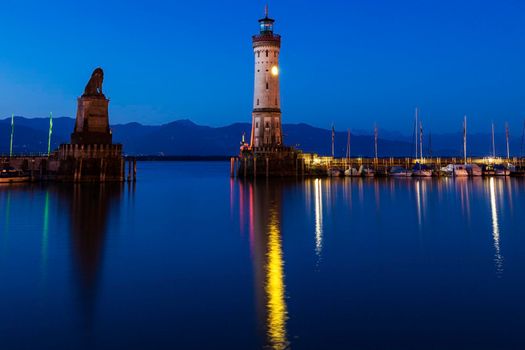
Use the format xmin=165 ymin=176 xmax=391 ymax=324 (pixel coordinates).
xmin=240 ymin=181 xmax=289 ymax=350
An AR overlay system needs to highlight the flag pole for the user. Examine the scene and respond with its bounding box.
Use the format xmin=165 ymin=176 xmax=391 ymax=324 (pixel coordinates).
xmin=48 ymin=112 xmax=53 ymax=156
xmin=9 ymin=113 xmax=14 ymax=157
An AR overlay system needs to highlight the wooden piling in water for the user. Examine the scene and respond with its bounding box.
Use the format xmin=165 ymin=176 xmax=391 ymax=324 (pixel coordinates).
xmin=133 ymin=158 xmax=137 ymax=182
xmin=100 ymin=158 xmax=104 ymax=182
xmin=77 ymin=159 xmax=83 ymax=182
xmin=121 ymin=158 xmax=125 ymax=181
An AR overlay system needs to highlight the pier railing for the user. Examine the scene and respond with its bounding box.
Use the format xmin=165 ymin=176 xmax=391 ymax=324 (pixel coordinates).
xmin=299 ymin=154 xmax=524 ymax=169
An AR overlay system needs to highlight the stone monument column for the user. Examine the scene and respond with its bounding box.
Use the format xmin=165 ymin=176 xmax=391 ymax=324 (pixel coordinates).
xmin=57 ymin=67 xmax=124 ymax=182
xmin=71 ymin=67 xmax=112 ymax=145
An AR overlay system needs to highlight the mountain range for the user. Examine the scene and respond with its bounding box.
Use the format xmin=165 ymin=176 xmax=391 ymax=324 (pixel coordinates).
xmin=0 ymin=116 xmax=522 ymax=158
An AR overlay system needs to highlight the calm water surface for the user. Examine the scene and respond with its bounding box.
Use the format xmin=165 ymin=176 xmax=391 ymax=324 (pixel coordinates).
xmin=1 ymin=161 xmax=525 ymax=349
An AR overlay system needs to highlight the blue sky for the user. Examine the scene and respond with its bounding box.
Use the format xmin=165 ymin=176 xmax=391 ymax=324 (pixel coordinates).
xmin=0 ymin=0 xmax=523 ymax=133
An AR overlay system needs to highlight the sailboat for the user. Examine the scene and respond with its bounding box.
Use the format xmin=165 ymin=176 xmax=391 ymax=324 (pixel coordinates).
xmin=328 ymin=125 xmax=342 ymax=177
xmin=344 ymin=129 xmax=359 ymax=176
xmin=455 ymin=116 xmax=469 ymax=176
xmin=461 ymin=118 xmax=480 ymax=176
xmin=413 ymin=163 xmax=432 ymax=177
xmin=0 ymin=167 xmax=30 ymax=183
xmin=462 ymin=117 xmax=481 ymax=176
xmin=412 ymin=115 xmax=432 ymax=177
xmin=344 ymin=167 xmax=359 ymax=177
xmin=444 ymin=116 xmax=468 ymax=177
xmin=505 ymin=122 xmax=511 ymax=161
xmin=490 ymin=123 xmax=510 ymax=176
xmin=466 ymin=163 xmax=482 ymax=176
xmin=511 ymin=121 xmax=525 ymax=176
xmin=390 ymin=166 xmax=412 ymax=177
xmin=492 ymin=122 xmax=496 ymax=159
xmin=504 ymin=122 xmax=517 ymax=173
xmin=494 ymin=164 xmax=510 ymax=176
xmin=360 ymin=125 xmax=378 ymax=177
xmin=359 ymin=165 xmax=375 ymax=177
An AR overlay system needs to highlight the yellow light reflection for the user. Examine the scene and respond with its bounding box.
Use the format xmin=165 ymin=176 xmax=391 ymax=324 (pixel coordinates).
xmin=271 ymin=65 xmax=279 ymax=76
xmin=415 ymin=180 xmax=422 ymax=228
xmin=266 ymin=207 xmax=288 ymax=350
xmin=314 ymin=179 xmax=323 ymax=257
xmin=489 ymin=177 xmax=503 ymax=275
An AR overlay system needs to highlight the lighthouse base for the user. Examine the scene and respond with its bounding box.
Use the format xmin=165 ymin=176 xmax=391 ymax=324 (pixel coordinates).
xmin=237 ymin=146 xmax=304 ymax=177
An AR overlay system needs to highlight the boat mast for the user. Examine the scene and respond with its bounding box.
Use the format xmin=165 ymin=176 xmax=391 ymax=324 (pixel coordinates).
xmin=505 ymin=122 xmax=510 ymax=160
xmin=414 ymin=107 xmax=419 ymax=159
xmin=331 ymin=124 xmax=335 ymax=158
xmin=521 ymin=119 xmax=525 ymax=158
xmin=346 ymin=129 xmax=350 ymax=160
xmin=419 ymin=121 xmax=423 ymax=162
xmin=491 ymin=122 xmax=496 ymax=158
xmin=428 ymin=131 xmax=433 ymax=159
xmin=374 ymin=124 xmax=378 ymax=163
xmin=463 ymin=115 xmax=467 ymax=165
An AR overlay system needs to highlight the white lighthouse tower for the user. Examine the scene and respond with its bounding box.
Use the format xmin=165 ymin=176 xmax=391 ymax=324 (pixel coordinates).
xmin=250 ymin=6 xmax=282 ymax=150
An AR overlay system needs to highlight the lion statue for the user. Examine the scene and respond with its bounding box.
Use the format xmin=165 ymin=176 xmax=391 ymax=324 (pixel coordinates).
xmin=83 ymin=67 xmax=104 ymax=96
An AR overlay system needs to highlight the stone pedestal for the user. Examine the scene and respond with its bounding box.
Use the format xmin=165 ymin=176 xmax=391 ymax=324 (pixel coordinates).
xmin=56 ymin=144 xmax=124 ymax=182
xmin=238 ymin=146 xmax=300 ymax=177
xmin=71 ymin=96 xmax=112 ymax=145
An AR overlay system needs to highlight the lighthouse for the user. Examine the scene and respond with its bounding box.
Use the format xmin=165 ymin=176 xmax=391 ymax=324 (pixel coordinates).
xmin=237 ymin=7 xmax=298 ymax=177
xmin=250 ymin=6 xmax=282 ymax=150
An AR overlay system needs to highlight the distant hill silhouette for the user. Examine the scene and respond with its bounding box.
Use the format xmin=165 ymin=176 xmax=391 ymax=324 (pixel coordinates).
xmin=0 ymin=116 xmax=522 ymax=157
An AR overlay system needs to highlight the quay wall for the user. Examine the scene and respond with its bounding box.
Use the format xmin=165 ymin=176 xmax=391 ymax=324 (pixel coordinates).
xmin=2 ymin=144 xmax=137 ymax=182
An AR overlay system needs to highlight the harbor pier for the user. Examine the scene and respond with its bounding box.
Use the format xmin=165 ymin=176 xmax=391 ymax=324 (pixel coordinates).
xmin=232 ymin=153 xmax=525 ymax=178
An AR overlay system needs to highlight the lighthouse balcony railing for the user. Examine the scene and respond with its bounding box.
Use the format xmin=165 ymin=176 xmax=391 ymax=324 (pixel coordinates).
xmin=251 ymin=145 xmax=297 ymax=155
xmin=252 ymin=34 xmax=281 ymax=43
